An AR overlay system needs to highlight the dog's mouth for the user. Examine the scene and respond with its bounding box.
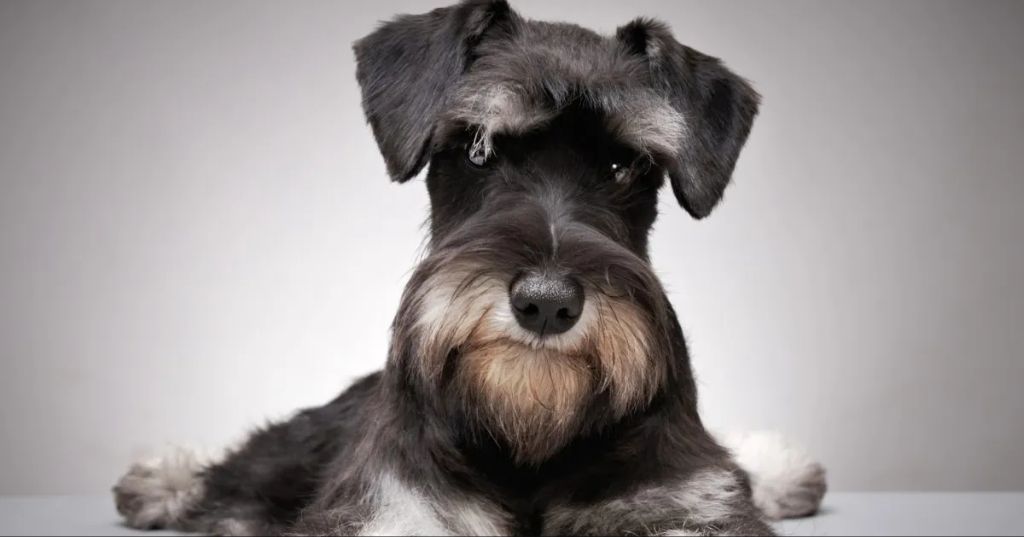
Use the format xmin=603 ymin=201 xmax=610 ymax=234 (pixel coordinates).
xmin=459 ymin=334 xmax=595 ymax=369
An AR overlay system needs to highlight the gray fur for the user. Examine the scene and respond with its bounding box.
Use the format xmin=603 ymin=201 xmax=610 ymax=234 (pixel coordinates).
xmin=353 ymin=0 xmax=509 ymax=182
xmin=114 ymin=2 xmax=782 ymax=536
xmin=354 ymin=0 xmax=760 ymax=218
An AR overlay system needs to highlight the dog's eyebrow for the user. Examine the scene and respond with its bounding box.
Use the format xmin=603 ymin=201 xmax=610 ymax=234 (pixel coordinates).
xmin=441 ymin=85 xmax=685 ymax=163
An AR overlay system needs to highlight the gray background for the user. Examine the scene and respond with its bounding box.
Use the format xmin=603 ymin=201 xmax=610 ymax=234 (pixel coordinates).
xmin=1 ymin=0 xmax=1021 ymax=495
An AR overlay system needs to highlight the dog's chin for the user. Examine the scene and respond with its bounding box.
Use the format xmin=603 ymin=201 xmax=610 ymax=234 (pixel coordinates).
xmin=457 ymin=337 xmax=595 ymax=464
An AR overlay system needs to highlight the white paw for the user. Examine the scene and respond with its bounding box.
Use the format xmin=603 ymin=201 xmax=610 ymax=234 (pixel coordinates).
xmin=722 ymin=431 xmax=827 ymax=519
xmin=112 ymin=447 xmax=207 ymax=529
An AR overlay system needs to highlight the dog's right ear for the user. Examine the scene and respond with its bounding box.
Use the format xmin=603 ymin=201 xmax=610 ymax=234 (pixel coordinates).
xmin=354 ymin=0 xmax=512 ymax=182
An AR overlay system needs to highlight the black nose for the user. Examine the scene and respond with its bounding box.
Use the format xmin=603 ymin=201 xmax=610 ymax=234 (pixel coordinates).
xmin=509 ymin=273 xmax=584 ymax=336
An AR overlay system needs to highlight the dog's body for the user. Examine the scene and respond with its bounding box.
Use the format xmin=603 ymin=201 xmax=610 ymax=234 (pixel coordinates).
xmin=114 ymin=2 xmax=826 ymax=535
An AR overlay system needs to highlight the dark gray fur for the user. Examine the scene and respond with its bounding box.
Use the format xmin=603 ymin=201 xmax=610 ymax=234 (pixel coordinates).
xmin=115 ymin=1 xmax=772 ymax=535
xmin=356 ymin=0 xmax=759 ymax=218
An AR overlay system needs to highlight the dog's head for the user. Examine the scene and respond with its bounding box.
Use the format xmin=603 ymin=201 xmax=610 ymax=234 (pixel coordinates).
xmin=355 ymin=0 xmax=759 ymax=463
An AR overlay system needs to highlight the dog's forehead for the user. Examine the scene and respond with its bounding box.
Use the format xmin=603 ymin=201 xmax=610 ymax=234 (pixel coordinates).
xmin=440 ymin=19 xmax=686 ymax=160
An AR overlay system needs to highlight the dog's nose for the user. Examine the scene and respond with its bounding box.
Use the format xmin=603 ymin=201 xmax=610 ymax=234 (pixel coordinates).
xmin=509 ymin=273 xmax=584 ymax=336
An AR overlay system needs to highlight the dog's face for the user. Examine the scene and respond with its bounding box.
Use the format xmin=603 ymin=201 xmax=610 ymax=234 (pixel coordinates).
xmin=411 ymin=109 xmax=670 ymax=462
xmin=355 ymin=1 xmax=759 ymax=463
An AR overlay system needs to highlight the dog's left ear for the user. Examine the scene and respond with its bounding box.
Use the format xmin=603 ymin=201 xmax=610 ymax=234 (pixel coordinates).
xmin=617 ymin=19 xmax=761 ymax=219
xmin=354 ymin=0 xmax=513 ymax=182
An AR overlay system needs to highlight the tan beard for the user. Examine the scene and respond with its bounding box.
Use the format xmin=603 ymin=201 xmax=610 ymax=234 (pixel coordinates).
xmin=409 ymin=263 xmax=665 ymax=462
xmin=457 ymin=338 xmax=595 ymax=464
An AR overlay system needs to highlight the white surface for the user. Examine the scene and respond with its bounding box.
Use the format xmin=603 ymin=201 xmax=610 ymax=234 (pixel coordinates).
xmin=2 ymin=1 xmax=1024 ymax=495
xmin=1 ymin=494 xmax=1023 ymax=536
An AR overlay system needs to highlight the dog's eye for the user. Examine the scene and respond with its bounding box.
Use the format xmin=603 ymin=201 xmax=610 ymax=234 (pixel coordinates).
xmin=610 ymin=161 xmax=633 ymax=184
xmin=608 ymin=154 xmax=653 ymax=186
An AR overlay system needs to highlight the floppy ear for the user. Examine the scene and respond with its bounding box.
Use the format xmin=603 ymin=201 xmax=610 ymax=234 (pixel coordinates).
xmin=354 ymin=0 xmax=511 ymax=182
xmin=617 ymin=19 xmax=761 ymax=219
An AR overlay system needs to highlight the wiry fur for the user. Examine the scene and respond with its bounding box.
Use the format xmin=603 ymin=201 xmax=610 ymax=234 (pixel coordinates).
xmin=544 ymin=469 xmax=769 ymax=536
xmin=355 ymin=1 xmax=759 ymax=219
xmin=114 ymin=1 xmax=823 ymax=535
xmin=722 ymin=431 xmax=828 ymax=520
xmin=440 ymin=20 xmax=688 ymax=162
xmin=401 ymin=234 xmax=665 ymax=464
xmin=113 ymin=447 xmax=208 ymax=530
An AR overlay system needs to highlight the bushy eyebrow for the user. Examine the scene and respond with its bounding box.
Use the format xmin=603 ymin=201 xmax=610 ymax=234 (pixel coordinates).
xmin=437 ymin=80 xmax=684 ymax=164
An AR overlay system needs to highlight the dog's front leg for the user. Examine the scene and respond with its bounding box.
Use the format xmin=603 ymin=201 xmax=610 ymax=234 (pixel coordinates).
xmin=542 ymin=467 xmax=775 ymax=536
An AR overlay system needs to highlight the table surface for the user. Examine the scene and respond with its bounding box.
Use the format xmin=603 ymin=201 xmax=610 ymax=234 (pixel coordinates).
xmin=1 ymin=493 xmax=1023 ymax=536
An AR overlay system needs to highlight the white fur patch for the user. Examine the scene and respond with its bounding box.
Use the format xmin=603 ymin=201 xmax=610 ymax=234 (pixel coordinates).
xmin=359 ymin=473 xmax=448 ymax=536
xmin=360 ymin=472 xmax=509 ymax=536
xmin=444 ymin=498 xmax=509 ymax=536
xmin=722 ymin=431 xmax=827 ymax=519
xmin=112 ymin=447 xmax=209 ymax=529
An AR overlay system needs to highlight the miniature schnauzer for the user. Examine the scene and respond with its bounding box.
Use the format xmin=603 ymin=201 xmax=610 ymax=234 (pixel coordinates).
xmin=114 ymin=1 xmax=826 ymax=535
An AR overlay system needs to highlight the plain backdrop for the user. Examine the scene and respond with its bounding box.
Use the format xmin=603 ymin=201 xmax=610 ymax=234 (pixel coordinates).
xmin=1 ymin=0 xmax=1022 ymax=495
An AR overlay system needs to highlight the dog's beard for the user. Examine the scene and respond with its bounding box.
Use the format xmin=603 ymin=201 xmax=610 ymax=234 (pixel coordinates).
xmin=405 ymin=261 xmax=664 ymax=463
xmin=456 ymin=339 xmax=594 ymax=464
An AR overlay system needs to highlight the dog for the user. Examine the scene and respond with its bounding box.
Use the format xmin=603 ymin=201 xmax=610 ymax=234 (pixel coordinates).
xmin=114 ymin=1 xmax=826 ymax=535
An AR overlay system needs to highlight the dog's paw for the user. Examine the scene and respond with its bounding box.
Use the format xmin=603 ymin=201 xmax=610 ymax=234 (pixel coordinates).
xmin=112 ymin=447 xmax=207 ymax=529
xmin=723 ymin=431 xmax=827 ymax=520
